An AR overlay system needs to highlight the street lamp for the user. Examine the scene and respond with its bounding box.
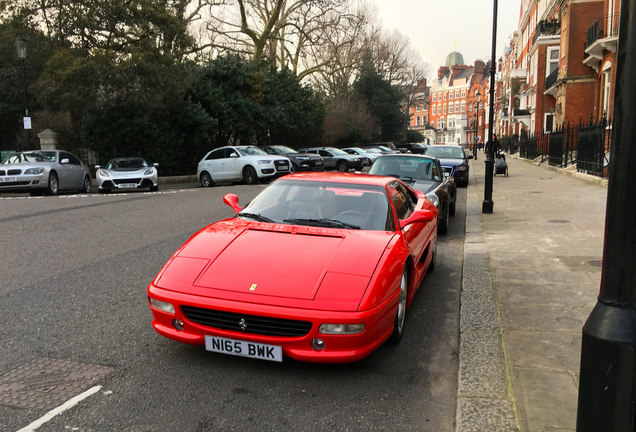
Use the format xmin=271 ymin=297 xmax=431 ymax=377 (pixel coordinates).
xmin=15 ymin=35 xmax=30 ymax=151
xmin=482 ymin=0 xmax=498 ymax=214
xmin=474 ymin=89 xmax=481 ymax=158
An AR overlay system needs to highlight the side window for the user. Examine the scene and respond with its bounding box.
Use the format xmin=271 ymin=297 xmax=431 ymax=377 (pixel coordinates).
xmin=68 ymin=154 xmax=81 ymax=165
xmin=59 ymin=152 xmax=72 ymax=164
xmin=432 ymin=163 xmax=442 ymax=182
xmin=388 ymin=182 xmax=416 ymax=220
xmin=318 ymin=150 xmax=331 ymax=157
xmin=206 ymin=149 xmax=224 ymax=160
xmin=225 ymin=149 xmax=239 ymax=158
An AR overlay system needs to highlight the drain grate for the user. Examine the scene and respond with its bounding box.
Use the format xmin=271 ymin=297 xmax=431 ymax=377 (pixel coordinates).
xmin=0 ymin=358 xmax=114 ymax=410
xmin=586 ymin=260 xmax=603 ymax=268
xmin=548 ymin=219 xmax=570 ymax=224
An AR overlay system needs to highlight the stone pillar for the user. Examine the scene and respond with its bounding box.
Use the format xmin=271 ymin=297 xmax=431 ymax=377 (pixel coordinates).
xmin=38 ymin=129 xmax=58 ymax=150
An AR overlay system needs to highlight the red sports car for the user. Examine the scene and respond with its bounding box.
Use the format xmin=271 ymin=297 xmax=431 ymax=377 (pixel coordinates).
xmin=147 ymin=172 xmax=438 ymax=363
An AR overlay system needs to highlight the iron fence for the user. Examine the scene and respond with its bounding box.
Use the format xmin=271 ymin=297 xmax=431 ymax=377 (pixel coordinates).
xmin=515 ymin=118 xmax=611 ymax=178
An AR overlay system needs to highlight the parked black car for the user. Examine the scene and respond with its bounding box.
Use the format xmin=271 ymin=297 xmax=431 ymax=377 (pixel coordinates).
xmin=396 ymin=142 xmax=428 ymax=154
xmin=261 ymin=145 xmax=325 ymax=172
xmin=298 ymin=147 xmax=364 ymax=171
xmin=423 ymin=145 xmax=471 ymax=187
xmin=368 ymin=154 xmax=457 ymax=234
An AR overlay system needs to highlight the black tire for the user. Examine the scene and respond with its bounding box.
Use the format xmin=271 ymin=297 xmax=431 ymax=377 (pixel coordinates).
xmin=243 ymin=166 xmax=258 ymax=185
xmin=200 ymin=171 xmax=213 ymax=187
xmin=438 ymin=206 xmax=449 ymax=235
xmin=46 ymin=172 xmax=59 ymax=196
xmin=388 ymin=267 xmax=409 ymax=344
xmin=449 ymin=195 xmax=456 ymax=216
xmin=428 ymin=238 xmax=437 ymax=272
xmin=150 ymin=185 xmax=159 ymax=192
xmin=336 ymin=160 xmax=348 ymax=172
xmin=81 ymin=176 xmax=91 ymax=193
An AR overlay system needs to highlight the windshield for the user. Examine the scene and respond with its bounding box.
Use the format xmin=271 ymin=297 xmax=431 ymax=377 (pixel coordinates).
xmin=327 ymin=148 xmax=348 ymax=156
xmin=237 ymin=146 xmax=269 ymax=156
xmin=2 ymin=151 xmax=57 ymax=164
xmin=239 ymin=179 xmax=392 ymax=231
xmin=106 ymin=158 xmax=148 ymax=169
xmin=364 ymin=148 xmax=383 ymax=154
xmin=369 ymin=157 xmax=436 ymax=181
xmin=425 ymin=146 xmax=465 ymax=159
xmin=272 ymin=145 xmax=296 ymax=154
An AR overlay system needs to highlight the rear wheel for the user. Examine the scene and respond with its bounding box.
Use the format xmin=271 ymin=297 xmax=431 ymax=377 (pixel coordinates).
xmin=388 ymin=267 xmax=409 ymax=344
xmin=81 ymin=175 xmax=91 ymax=193
xmin=438 ymin=206 xmax=449 ymax=235
xmin=243 ymin=166 xmax=258 ymax=185
xmin=200 ymin=172 xmax=213 ymax=187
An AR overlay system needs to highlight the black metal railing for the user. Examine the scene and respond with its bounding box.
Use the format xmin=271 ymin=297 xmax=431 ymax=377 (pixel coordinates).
xmin=515 ymin=117 xmax=612 ymax=178
xmin=585 ymin=14 xmax=620 ymax=49
xmin=534 ymin=19 xmax=561 ymax=45
xmin=545 ymin=68 xmax=559 ymax=92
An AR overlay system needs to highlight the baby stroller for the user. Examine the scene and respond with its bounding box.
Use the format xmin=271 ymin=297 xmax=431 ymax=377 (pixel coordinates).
xmin=494 ymin=151 xmax=508 ymax=177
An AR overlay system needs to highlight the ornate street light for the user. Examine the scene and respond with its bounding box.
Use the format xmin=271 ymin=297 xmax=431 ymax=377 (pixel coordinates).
xmin=15 ymin=35 xmax=30 ymax=151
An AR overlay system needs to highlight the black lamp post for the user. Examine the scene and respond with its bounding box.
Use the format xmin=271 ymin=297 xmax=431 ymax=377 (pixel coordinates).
xmin=14 ymin=35 xmax=30 ymax=151
xmin=576 ymin=0 xmax=636 ymax=429
xmin=482 ymin=0 xmax=498 ymax=214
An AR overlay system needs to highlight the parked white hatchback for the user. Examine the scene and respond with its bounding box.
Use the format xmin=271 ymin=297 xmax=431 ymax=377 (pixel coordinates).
xmin=197 ymin=145 xmax=291 ymax=186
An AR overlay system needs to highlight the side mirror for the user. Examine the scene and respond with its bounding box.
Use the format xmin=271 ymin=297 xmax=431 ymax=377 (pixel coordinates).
xmin=401 ymin=209 xmax=435 ymax=228
xmin=153 ymin=163 xmax=159 ymax=168
xmin=223 ymin=193 xmax=243 ymax=213
xmin=95 ymin=165 xmax=101 ymax=169
xmin=60 ymin=158 xmax=70 ymax=164
xmin=229 ymin=153 xmax=238 ymax=158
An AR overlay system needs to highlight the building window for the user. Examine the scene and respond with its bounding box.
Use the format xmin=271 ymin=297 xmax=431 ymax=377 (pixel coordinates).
xmin=461 ymin=101 xmax=466 ymax=112
xmin=603 ymin=62 xmax=612 ymax=117
xmin=416 ymin=117 xmax=421 ymax=126
xmin=439 ymin=118 xmax=445 ymax=129
xmin=432 ymin=120 xmax=436 ymax=128
xmin=455 ymin=102 xmax=460 ymax=112
xmin=461 ymin=89 xmax=466 ymax=98
xmin=449 ymin=104 xmax=453 ymax=113
xmin=432 ymin=94 xmax=437 ymax=102
xmin=449 ymin=91 xmax=453 ymax=100
xmin=546 ymin=46 xmax=560 ymax=77
xmin=443 ymin=92 xmax=447 ymax=100
xmin=432 ymin=105 xmax=436 ymax=115
xmin=443 ymin=104 xmax=447 ymax=114
xmin=437 ymin=103 xmax=441 ymax=113
xmin=416 ymin=105 xmax=420 ymax=112
xmin=544 ymin=113 xmax=555 ymax=132
xmin=455 ymin=90 xmax=460 ymax=98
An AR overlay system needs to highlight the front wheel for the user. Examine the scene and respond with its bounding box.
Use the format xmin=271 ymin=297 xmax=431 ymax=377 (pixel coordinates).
xmin=388 ymin=267 xmax=409 ymax=344
xmin=438 ymin=206 xmax=449 ymax=235
xmin=243 ymin=166 xmax=258 ymax=185
xmin=336 ymin=160 xmax=348 ymax=172
xmin=46 ymin=172 xmax=59 ymax=196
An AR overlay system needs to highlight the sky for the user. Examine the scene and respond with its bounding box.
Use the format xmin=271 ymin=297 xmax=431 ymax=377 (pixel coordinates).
xmin=371 ymin=0 xmax=521 ymax=75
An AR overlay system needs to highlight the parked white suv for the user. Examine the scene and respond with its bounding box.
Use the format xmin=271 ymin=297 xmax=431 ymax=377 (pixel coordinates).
xmin=197 ymin=145 xmax=291 ymax=186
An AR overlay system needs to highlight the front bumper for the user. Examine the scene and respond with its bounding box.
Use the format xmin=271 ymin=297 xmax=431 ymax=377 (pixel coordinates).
xmin=147 ymin=284 xmax=398 ymax=363
xmin=0 ymin=173 xmax=49 ymax=192
xmin=97 ymin=175 xmax=158 ymax=191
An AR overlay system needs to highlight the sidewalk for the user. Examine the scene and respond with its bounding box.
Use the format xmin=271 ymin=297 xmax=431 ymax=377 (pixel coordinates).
xmin=456 ymin=154 xmax=608 ymax=432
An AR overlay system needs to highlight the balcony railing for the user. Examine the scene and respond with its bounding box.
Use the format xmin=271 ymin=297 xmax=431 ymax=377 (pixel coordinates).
xmin=545 ymin=68 xmax=558 ymax=92
xmin=533 ymin=20 xmax=560 ymax=45
xmin=585 ymin=14 xmax=620 ymax=49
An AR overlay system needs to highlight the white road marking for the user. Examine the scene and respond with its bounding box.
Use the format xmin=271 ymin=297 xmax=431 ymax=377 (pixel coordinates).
xmin=0 ymin=189 xmax=200 ymax=200
xmin=16 ymin=386 xmax=102 ymax=432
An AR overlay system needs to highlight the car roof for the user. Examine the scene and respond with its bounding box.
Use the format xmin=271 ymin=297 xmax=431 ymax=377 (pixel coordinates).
xmin=375 ymin=154 xmax=438 ymax=162
xmin=281 ymin=171 xmax=397 ymax=187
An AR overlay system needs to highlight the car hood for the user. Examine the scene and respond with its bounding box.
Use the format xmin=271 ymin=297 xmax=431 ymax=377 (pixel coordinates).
xmin=155 ymin=221 xmax=395 ymax=311
xmin=409 ymin=179 xmax=437 ymax=195
xmin=436 ymin=158 xmax=465 ymax=167
xmin=290 ymin=153 xmax=321 ymax=160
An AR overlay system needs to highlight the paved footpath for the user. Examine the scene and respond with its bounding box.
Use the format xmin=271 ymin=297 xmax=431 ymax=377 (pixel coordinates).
xmin=455 ymin=153 xmax=608 ymax=432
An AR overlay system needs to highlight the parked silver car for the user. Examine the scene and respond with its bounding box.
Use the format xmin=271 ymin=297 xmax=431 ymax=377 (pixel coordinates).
xmin=95 ymin=157 xmax=159 ymax=193
xmin=0 ymin=150 xmax=92 ymax=196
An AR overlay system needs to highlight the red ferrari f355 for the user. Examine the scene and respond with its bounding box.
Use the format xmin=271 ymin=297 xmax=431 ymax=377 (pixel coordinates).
xmin=147 ymin=172 xmax=438 ymax=363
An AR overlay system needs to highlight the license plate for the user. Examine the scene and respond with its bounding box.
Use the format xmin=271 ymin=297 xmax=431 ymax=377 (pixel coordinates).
xmin=0 ymin=177 xmax=17 ymax=182
xmin=205 ymin=335 xmax=283 ymax=362
xmin=443 ymin=172 xmax=451 ymax=177
xmin=119 ymin=183 xmax=137 ymax=188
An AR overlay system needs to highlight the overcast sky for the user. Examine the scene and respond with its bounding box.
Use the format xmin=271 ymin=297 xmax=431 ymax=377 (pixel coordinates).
xmin=371 ymin=0 xmax=521 ymax=74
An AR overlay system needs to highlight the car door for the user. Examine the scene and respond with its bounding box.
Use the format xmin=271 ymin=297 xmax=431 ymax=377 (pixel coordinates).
xmin=57 ymin=151 xmax=81 ymax=190
xmin=221 ymin=148 xmax=242 ymax=181
xmin=203 ymin=149 xmax=227 ymax=181
xmin=318 ymin=150 xmax=336 ymax=169
xmin=388 ymin=181 xmax=429 ymax=261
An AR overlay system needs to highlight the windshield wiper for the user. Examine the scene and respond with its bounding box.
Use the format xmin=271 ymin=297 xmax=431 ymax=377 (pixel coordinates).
xmin=238 ymin=212 xmax=275 ymax=223
xmin=283 ymin=218 xmax=360 ymax=230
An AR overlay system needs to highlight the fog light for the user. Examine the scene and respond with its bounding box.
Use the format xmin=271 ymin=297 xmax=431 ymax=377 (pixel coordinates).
xmin=172 ymin=319 xmax=184 ymax=331
xmin=311 ymin=338 xmax=325 ymax=351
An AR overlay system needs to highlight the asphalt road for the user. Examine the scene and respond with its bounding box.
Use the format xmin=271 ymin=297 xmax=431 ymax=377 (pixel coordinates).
xmin=0 ymin=182 xmax=466 ymax=432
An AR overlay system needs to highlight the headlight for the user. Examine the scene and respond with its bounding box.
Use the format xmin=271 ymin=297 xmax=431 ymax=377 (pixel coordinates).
xmin=24 ymin=167 xmax=45 ymax=175
xmin=148 ymin=297 xmax=175 ymax=314
xmin=456 ymin=165 xmax=467 ymax=171
xmin=426 ymin=193 xmax=440 ymax=208
xmin=144 ymin=168 xmax=154 ymax=175
xmin=257 ymin=160 xmax=272 ymax=164
xmin=98 ymin=169 xmax=110 ymax=177
xmin=319 ymin=323 xmax=365 ymax=335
